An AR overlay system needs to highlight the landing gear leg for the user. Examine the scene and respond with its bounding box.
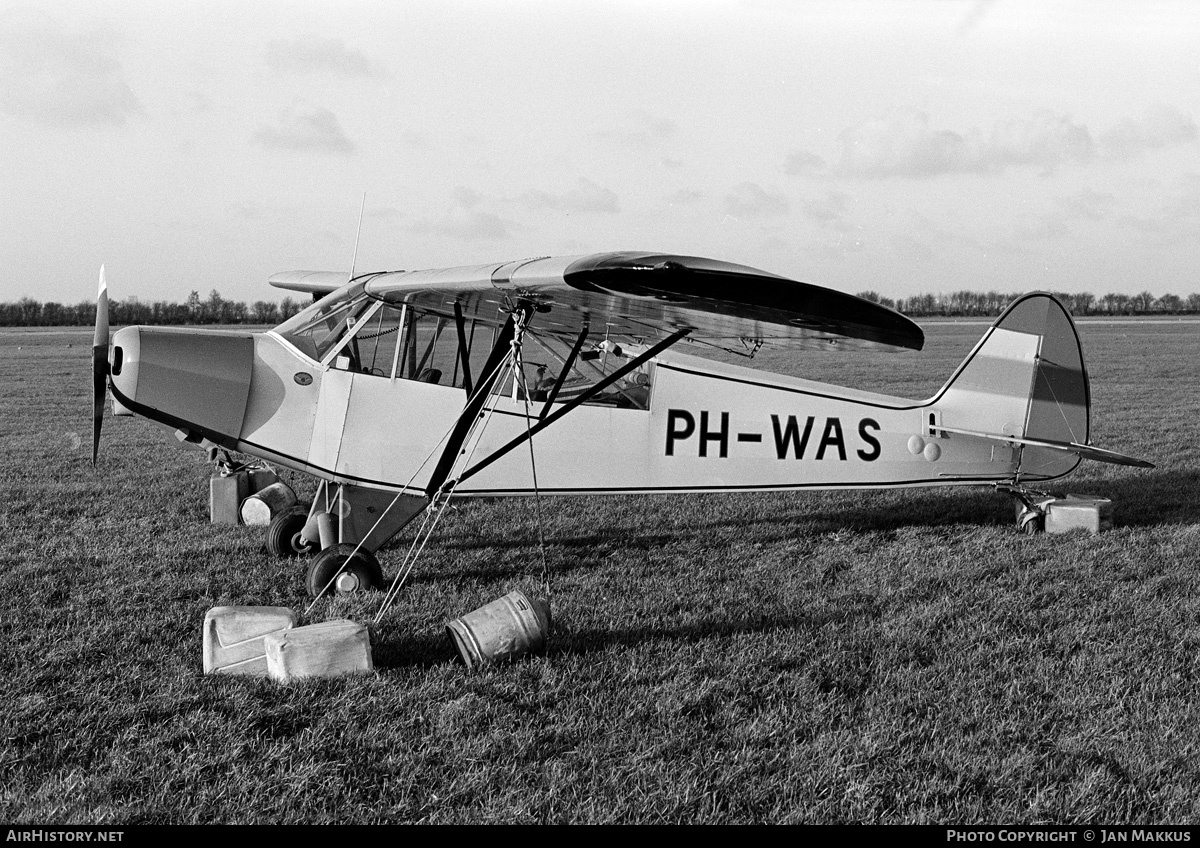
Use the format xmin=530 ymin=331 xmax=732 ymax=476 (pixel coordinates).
xmin=294 ymin=482 xmax=430 ymax=596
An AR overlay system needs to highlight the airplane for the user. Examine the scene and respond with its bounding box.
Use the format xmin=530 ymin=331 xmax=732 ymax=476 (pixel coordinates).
xmin=91 ymin=252 xmax=1153 ymax=598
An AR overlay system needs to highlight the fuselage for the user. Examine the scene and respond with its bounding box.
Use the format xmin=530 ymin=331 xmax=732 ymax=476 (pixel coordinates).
xmin=107 ymin=323 xmax=1046 ymax=498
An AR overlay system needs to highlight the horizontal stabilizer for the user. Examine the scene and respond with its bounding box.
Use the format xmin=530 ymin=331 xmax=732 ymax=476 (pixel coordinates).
xmin=935 ymin=425 xmax=1154 ymax=469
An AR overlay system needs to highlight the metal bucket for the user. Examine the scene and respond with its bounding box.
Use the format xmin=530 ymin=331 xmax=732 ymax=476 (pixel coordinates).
xmin=446 ymin=590 xmax=551 ymax=669
xmin=239 ymin=481 xmax=297 ymax=526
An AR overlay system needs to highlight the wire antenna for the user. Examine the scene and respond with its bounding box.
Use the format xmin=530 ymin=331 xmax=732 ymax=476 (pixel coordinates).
xmin=349 ymin=192 xmax=366 ymax=281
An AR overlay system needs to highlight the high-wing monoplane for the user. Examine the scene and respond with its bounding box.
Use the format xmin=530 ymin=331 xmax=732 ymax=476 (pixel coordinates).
xmin=91 ymin=252 xmax=1153 ymax=597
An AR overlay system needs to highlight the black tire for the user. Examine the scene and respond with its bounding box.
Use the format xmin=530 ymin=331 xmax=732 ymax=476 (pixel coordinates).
xmin=267 ymin=506 xmax=315 ymax=558
xmin=305 ymin=544 xmax=383 ymax=597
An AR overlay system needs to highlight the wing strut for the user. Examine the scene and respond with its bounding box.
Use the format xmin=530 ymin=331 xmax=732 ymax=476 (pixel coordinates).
xmin=540 ymin=323 xmax=590 ymax=420
xmin=424 ymin=308 xmax=523 ymax=498
xmin=452 ymin=328 xmax=691 ymax=488
xmin=453 ymin=301 xmax=474 ymax=397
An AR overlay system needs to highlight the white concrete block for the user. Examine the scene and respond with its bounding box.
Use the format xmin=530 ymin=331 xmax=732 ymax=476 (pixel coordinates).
xmin=264 ymin=620 xmax=373 ymax=682
xmin=1045 ymin=495 xmax=1113 ymax=535
xmin=203 ymin=605 xmax=297 ymax=675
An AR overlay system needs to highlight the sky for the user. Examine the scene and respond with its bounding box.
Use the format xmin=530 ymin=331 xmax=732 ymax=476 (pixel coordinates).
xmin=1 ymin=0 xmax=1198 ymax=306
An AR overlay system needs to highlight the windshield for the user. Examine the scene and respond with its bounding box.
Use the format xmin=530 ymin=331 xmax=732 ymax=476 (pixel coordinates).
xmin=274 ymin=283 xmax=370 ymax=361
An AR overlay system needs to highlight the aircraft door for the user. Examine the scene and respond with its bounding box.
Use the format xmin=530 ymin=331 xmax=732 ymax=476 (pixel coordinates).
xmin=309 ymin=367 xmax=353 ymax=472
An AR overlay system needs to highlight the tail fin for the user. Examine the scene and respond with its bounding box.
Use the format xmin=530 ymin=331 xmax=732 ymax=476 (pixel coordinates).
xmin=930 ymin=293 xmax=1091 ymax=480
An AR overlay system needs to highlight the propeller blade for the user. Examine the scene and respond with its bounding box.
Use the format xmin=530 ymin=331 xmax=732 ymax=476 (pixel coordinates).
xmin=92 ymin=266 xmax=110 ymax=466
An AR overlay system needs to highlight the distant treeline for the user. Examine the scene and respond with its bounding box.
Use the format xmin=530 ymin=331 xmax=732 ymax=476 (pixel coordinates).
xmin=0 ymin=290 xmax=308 ymax=327
xmin=2 ymin=287 xmax=1199 ymax=327
xmin=858 ymin=289 xmax=1200 ymax=317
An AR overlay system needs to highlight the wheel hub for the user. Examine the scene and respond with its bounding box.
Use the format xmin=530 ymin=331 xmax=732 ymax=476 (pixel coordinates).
xmin=335 ymin=571 xmax=361 ymax=593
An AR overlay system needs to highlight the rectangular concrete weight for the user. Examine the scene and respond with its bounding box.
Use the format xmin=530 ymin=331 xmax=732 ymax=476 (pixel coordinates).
xmin=209 ymin=471 xmax=249 ymax=524
xmin=1045 ymin=495 xmax=1113 ymax=535
xmin=203 ymin=605 xmax=297 ymax=675
xmin=264 ymin=620 xmax=373 ymax=682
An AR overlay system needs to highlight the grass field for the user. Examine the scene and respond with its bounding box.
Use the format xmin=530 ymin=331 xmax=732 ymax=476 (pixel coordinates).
xmin=1 ymin=317 xmax=1197 ymax=824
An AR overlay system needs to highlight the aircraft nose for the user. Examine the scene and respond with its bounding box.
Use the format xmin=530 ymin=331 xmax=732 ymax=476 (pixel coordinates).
xmin=109 ymin=327 xmax=255 ymax=445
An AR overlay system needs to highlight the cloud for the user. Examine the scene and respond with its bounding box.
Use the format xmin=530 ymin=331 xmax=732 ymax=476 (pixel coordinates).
xmin=797 ymin=191 xmax=851 ymax=228
xmin=253 ymin=106 xmax=355 ymax=155
xmin=369 ymin=206 xmax=404 ymax=220
xmin=955 ymin=0 xmax=999 ymax=36
xmin=1100 ymin=105 xmax=1198 ymax=161
xmin=722 ymin=182 xmax=789 ymax=218
xmin=982 ymin=113 xmax=1096 ymax=173
xmin=783 ymin=150 xmax=827 ymax=176
xmin=667 ymin=189 xmax=704 ymax=205
xmin=1013 ymin=214 xmax=1070 ymax=243
xmin=835 ymin=107 xmax=1198 ymax=180
xmin=186 ymin=90 xmax=212 ymax=112
xmin=522 ymin=178 xmax=620 ymax=214
xmin=264 ymin=35 xmax=386 ymax=78
xmin=409 ymin=210 xmax=513 ymax=241
xmin=1168 ymin=174 xmax=1200 ymax=220
xmin=229 ymin=202 xmax=261 ymax=220
xmin=836 ymin=109 xmax=1094 ymax=178
xmin=596 ymin=111 xmax=678 ymax=149
xmin=889 ymin=234 xmax=935 ymax=264
xmin=1057 ymin=188 xmax=1117 ymax=221
xmin=452 ymin=186 xmax=484 ymax=209
xmin=0 ymin=12 xmax=143 ymax=127
xmin=1115 ymin=174 xmax=1200 ymax=246
xmin=836 ymin=110 xmax=975 ymax=178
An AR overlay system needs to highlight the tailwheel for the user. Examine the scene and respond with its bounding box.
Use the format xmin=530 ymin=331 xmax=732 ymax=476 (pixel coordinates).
xmin=1017 ymin=507 xmax=1044 ymax=535
xmin=305 ymin=544 xmax=383 ymax=598
xmin=267 ymin=506 xmax=315 ymax=558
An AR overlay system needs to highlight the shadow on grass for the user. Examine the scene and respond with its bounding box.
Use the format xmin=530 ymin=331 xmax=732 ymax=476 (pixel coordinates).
xmin=371 ymin=628 xmax=460 ymax=669
xmin=543 ymin=604 xmax=862 ymax=659
xmin=435 ymin=487 xmax=1016 ymax=556
xmin=374 ymin=469 xmax=1195 ymax=593
xmin=1070 ymin=469 xmax=1200 ymax=527
xmin=371 ymin=592 xmax=878 ymax=669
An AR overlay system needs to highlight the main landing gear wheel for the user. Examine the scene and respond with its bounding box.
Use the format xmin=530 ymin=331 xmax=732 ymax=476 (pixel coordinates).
xmin=305 ymin=544 xmax=383 ymax=598
xmin=267 ymin=506 xmax=315 ymax=558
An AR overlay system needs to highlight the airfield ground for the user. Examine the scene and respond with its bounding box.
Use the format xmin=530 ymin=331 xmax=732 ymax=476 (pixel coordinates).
xmin=0 ymin=319 xmax=1197 ymax=823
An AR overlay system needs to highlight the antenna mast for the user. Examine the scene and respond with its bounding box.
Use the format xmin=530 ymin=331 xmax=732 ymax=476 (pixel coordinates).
xmin=349 ymin=192 xmax=366 ymax=280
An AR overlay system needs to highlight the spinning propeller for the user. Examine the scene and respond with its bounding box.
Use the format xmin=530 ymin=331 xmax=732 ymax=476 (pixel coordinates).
xmin=92 ymin=266 xmax=109 ymax=465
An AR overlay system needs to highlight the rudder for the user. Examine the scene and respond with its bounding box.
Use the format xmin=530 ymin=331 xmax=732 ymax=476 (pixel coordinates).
xmin=933 ymin=293 xmax=1090 ymax=480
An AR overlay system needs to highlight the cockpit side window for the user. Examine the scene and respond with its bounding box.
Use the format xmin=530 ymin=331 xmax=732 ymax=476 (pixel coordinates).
xmin=331 ymin=301 xmax=401 ymax=376
xmin=291 ymin=295 xmax=655 ymax=410
xmin=319 ymin=301 xmax=455 ymax=384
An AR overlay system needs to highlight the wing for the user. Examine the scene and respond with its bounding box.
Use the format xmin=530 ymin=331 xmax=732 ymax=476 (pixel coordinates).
xmin=348 ymin=252 xmax=924 ymax=352
xmin=269 ymin=270 xmax=351 ymax=296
